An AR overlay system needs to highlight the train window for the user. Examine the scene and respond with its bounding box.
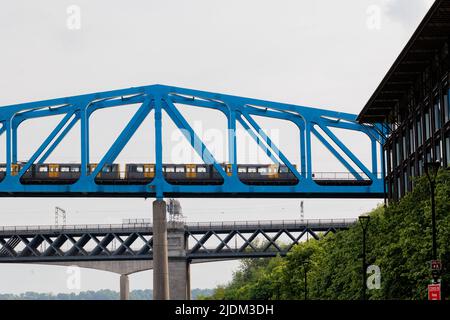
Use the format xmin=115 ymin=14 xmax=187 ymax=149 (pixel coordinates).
xmin=102 ymin=167 xmax=111 ymax=172
xmin=238 ymin=167 xmax=247 ymax=173
xmin=61 ymin=167 xmax=70 ymax=172
xmin=165 ymin=167 xmax=175 ymax=173
xmin=186 ymin=167 xmax=194 ymax=173
xmin=136 ymin=166 xmax=144 ymax=173
xmin=197 ymin=166 xmax=206 ymax=173
xmin=39 ymin=166 xmax=48 ymax=172
xmin=248 ymin=167 xmax=257 ymax=173
xmin=258 ymin=167 xmax=268 ymax=173
xmin=0 ymin=167 xmax=6 ymax=172
xmin=149 ymin=167 xmax=154 ymax=172
xmin=176 ymin=167 xmax=185 ymax=173
xmin=279 ymin=166 xmax=289 ymax=173
xmin=71 ymin=167 xmax=80 ymax=172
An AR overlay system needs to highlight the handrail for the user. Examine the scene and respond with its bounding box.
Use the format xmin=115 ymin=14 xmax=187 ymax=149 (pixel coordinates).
xmin=0 ymin=218 xmax=357 ymax=233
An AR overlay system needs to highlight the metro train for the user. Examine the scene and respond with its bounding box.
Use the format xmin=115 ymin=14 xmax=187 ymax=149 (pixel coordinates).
xmin=0 ymin=163 xmax=372 ymax=186
xmin=0 ymin=163 xmax=300 ymax=185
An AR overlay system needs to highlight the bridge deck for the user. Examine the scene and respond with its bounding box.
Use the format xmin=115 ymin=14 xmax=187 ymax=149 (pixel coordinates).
xmin=0 ymin=219 xmax=356 ymax=262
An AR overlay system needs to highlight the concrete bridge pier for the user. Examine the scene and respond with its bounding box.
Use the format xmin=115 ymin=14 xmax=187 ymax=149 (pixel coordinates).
xmin=152 ymin=199 xmax=169 ymax=300
xmin=120 ymin=274 xmax=130 ymax=300
xmin=168 ymin=221 xmax=191 ymax=300
xmin=169 ymin=259 xmax=191 ymax=300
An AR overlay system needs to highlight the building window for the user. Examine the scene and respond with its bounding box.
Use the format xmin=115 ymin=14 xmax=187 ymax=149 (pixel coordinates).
xmin=433 ymin=96 xmax=441 ymax=131
xmin=446 ymin=132 xmax=450 ymax=167
xmin=434 ymin=140 xmax=442 ymax=163
xmin=444 ymin=88 xmax=449 ymax=123
xmin=424 ymin=108 xmax=431 ymax=140
xmin=410 ymin=162 xmax=416 ymax=187
xmin=388 ymin=146 xmax=393 ymax=173
xmin=402 ymin=133 xmax=407 ymax=160
xmin=384 ymin=150 xmax=389 ymax=175
xmin=416 ymin=117 xmax=423 ymax=146
xmin=395 ymin=139 xmax=401 ymax=167
xmin=418 ymin=155 xmax=424 ymax=176
xmin=426 ymin=147 xmax=432 ymax=163
xmin=403 ymin=169 xmax=408 ymax=193
xmin=409 ymin=124 xmax=415 ymax=154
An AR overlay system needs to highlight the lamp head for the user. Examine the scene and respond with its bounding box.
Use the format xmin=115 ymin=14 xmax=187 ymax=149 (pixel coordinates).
xmin=359 ymin=215 xmax=371 ymax=230
xmin=424 ymin=161 xmax=441 ymax=179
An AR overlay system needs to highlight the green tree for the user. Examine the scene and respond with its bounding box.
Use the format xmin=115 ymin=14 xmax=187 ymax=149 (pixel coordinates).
xmin=208 ymin=170 xmax=450 ymax=300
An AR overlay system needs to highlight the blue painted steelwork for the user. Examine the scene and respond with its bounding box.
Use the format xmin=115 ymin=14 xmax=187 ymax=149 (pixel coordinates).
xmin=0 ymin=84 xmax=385 ymax=198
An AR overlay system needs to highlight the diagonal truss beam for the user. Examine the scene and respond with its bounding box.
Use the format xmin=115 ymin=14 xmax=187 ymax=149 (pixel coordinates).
xmin=18 ymin=111 xmax=75 ymax=177
xmin=91 ymin=100 xmax=152 ymax=178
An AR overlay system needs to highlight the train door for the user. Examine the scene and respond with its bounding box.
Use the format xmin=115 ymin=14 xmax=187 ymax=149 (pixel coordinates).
xmin=49 ymin=164 xmax=59 ymax=178
xmin=269 ymin=164 xmax=279 ymax=179
xmin=144 ymin=164 xmax=154 ymax=178
xmin=186 ymin=164 xmax=196 ymax=178
xmin=226 ymin=164 xmax=232 ymax=176
xmin=11 ymin=164 xmax=19 ymax=176
xmin=89 ymin=164 xmax=99 ymax=177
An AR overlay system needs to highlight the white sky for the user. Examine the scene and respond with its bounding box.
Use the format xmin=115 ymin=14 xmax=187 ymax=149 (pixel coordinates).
xmin=0 ymin=0 xmax=434 ymax=295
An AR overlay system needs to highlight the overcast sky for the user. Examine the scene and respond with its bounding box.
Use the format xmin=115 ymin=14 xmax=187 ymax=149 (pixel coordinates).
xmin=0 ymin=0 xmax=435 ymax=295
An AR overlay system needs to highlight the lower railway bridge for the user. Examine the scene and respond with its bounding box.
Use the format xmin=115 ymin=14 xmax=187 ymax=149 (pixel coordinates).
xmin=0 ymin=218 xmax=355 ymax=299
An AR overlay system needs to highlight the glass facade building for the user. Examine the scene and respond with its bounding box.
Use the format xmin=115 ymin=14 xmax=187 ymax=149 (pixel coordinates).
xmin=358 ymin=0 xmax=450 ymax=201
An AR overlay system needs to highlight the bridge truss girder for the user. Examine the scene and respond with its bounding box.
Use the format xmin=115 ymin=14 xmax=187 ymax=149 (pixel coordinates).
xmin=0 ymin=84 xmax=385 ymax=198
xmin=0 ymin=221 xmax=351 ymax=263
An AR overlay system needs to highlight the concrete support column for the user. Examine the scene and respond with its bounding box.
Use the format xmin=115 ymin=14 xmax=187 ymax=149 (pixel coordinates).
xmin=186 ymin=261 xmax=191 ymax=300
xmin=168 ymin=258 xmax=191 ymax=300
xmin=152 ymin=199 xmax=169 ymax=300
xmin=120 ymin=274 xmax=129 ymax=300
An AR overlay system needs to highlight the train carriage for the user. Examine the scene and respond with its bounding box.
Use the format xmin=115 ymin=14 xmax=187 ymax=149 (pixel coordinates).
xmin=236 ymin=164 xmax=298 ymax=185
xmin=164 ymin=164 xmax=224 ymax=185
xmin=125 ymin=164 xmax=154 ymax=184
xmin=0 ymin=162 xmax=370 ymax=186
xmin=89 ymin=164 xmax=121 ymax=184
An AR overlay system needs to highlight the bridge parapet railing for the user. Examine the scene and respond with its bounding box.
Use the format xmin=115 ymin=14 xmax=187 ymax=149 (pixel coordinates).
xmin=185 ymin=218 xmax=357 ymax=231
xmin=0 ymin=223 xmax=152 ymax=235
xmin=0 ymin=218 xmax=357 ymax=235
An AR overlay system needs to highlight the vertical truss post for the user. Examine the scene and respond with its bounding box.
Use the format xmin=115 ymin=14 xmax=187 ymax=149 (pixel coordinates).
xmin=80 ymin=104 xmax=90 ymax=177
xmin=299 ymin=121 xmax=306 ymax=177
xmin=5 ymin=120 xmax=11 ymax=175
xmin=11 ymin=123 xmax=17 ymax=164
xmin=154 ymin=95 xmax=163 ymax=200
xmin=228 ymin=108 xmax=237 ymax=176
xmin=305 ymin=123 xmax=312 ymax=179
xmin=371 ymin=137 xmax=378 ymax=176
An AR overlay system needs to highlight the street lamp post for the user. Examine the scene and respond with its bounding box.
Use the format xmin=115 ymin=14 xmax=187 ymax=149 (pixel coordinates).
xmin=359 ymin=215 xmax=371 ymax=300
xmin=424 ymin=161 xmax=441 ymax=283
xmin=303 ymin=261 xmax=309 ymax=300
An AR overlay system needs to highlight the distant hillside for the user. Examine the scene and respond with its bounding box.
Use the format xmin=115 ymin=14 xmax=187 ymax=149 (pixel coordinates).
xmin=0 ymin=288 xmax=213 ymax=300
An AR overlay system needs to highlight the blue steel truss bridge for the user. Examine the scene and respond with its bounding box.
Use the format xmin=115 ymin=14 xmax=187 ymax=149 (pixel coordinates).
xmin=0 ymin=219 xmax=355 ymax=263
xmin=0 ymin=84 xmax=385 ymax=199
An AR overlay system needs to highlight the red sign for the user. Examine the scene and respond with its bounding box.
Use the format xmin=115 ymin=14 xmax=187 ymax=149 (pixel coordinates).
xmin=428 ymin=284 xmax=441 ymax=301
xmin=431 ymin=260 xmax=442 ymax=271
